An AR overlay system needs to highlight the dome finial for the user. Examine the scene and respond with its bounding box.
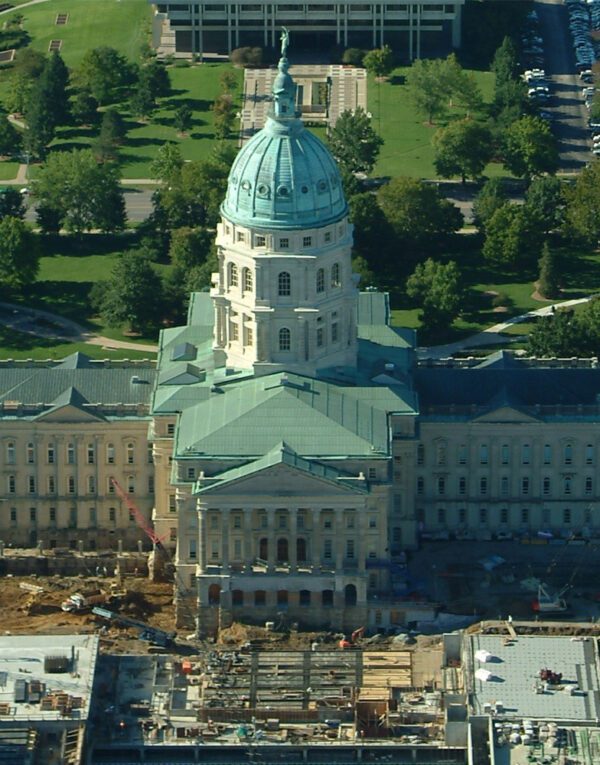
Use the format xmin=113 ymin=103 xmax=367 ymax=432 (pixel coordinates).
xmin=272 ymin=28 xmax=297 ymax=120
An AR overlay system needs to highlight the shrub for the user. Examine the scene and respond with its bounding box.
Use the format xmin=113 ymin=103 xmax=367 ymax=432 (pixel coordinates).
xmin=342 ymin=48 xmax=365 ymax=66
xmin=230 ymin=46 xmax=263 ymax=67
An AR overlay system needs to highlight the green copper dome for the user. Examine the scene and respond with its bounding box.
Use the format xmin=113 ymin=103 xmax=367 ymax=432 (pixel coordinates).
xmin=221 ymin=32 xmax=347 ymax=231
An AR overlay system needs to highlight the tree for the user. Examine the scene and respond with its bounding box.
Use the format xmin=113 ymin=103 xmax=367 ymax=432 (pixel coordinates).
xmin=150 ymin=143 xmax=184 ymax=184
xmin=433 ymin=120 xmax=493 ymax=183
xmin=491 ymin=37 xmax=520 ymax=88
xmin=378 ymin=177 xmax=463 ymax=247
xmin=363 ymin=46 xmax=393 ymax=78
xmin=92 ymin=250 xmax=164 ymax=334
xmin=472 ymin=177 xmax=507 ymax=233
xmin=349 ymin=192 xmax=391 ymax=266
xmin=174 ymin=102 xmax=193 ymax=134
xmin=439 ymin=54 xmax=482 ymax=114
xmin=537 ymin=243 xmax=561 ymax=299
xmin=140 ymin=60 xmax=170 ymax=100
xmin=0 ymin=189 xmax=25 ymax=220
xmin=0 ymin=216 xmax=39 ymax=292
xmin=0 ymin=111 xmax=21 ymax=156
xmin=94 ymin=108 xmax=126 ymax=161
xmin=564 ymin=160 xmax=600 ymax=245
xmin=482 ymin=203 xmax=541 ymax=266
xmin=43 ymin=51 xmax=70 ymax=124
xmin=72 ymin=89 xmax=98 ymax=126
xmin=406 ymin=258 xmax=463 ymax=333
xmin=212 ymin=93 xmax=236 ymax=139
xmin=502 ymin=116 xmax=559 ymax=181
xmin=327 ymin=107 xmax=383 ymax=175
xmin=527 ymin=309 xmax=586 ymax=357
xmin=342 ymin=48 xmax=365 ymax=67
xmin=219 ymin=69 xmax=238 ymax=93
xmin=405 ymin=58 xmax=446 ymax=124
xmin=23 ymin=89 xmax=56 ymax=159
xmin=168 ymin=227 xmax=213 ymax=271
xmin=33 ymin=148 xmax=126 ymax=234
xmin=76 ymin=46 xmax=131 ymax=104
xmin=523 ymin=176 xmax=565 ymax=235
xmin=130 ymin=77 xmax=155 ymax=119
xmin=230 ymin=47 xmax=262 ymax=67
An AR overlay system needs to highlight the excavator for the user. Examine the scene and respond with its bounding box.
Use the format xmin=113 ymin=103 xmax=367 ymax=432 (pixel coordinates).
xmin=338 ymin=626 xmax=365 ymax=649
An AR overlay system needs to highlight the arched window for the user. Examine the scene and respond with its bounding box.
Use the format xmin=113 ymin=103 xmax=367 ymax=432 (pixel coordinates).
xmin=344 ymin=584 xmax=357 ymax=606
xmin=278 ymin=271 xmax=291 ymax=296
xmin=228 ymin=262 xmax=238 ymax=287
xmin=26 ymin=442 xmax=35 ymax=464
xmin=232 ymin=589 xmax=244 ymax=606
xmin=279 ymin=327 xmax=291 ymax=351
xmin=6 ymin=441 xmax=15 ymax=465
xmin=299 ymin=589 xmax=311 ymax=606
xmin=243 ymin=267 xmax=253 ymax=293
xmin=331 ymin=263 xmax=340 ymax=287
xmin=87 ymin=476 xmax=96 ymax=494
xmin=564 ymin=443 xmax=573 ymax=465
xmin=296 ymin=538 xmax=307 ymax=562
xmin=127 ymin=475 xmax=135 ymax=494
xmin=316 ymin=268 xmax=325 ymax=293
xmin=277 ymin=538 xmax=289 ymax=562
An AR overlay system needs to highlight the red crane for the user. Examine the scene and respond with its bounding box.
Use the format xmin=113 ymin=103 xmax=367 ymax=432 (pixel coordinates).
xmin=110 ymin=477 xmax=166 ymax=548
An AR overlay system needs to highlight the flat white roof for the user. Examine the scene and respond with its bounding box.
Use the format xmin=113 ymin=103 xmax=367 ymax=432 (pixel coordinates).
xmin=0 ymin=634 xmax=98 ymax=723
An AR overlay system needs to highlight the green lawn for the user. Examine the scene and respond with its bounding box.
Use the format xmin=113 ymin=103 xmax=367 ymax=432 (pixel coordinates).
xmin=0 ymin=327 xmax=155 ymax=360
xmin=1 ymin=0 xmax=150 ymax=68
xmin=391 ymin=241 xmax=600 ymax=343
xmin=45 ymin=63 xmax=243 ymax=178
xmin=0 ymin=162 xmax=19 ymax=179
xmin=14 ymin=233 xmax=169 ymax=349
xmin=368 ymin=68 xmax=508 ymax=180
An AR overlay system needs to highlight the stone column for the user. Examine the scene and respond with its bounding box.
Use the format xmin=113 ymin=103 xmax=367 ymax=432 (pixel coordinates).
xmin=311 ymin=508 xmax=321 ymax=571
xmin=452 ymin=2 xmax=462 ymax=48
xmin=243 ymin=509 xmax=253 ymax=572
xmin=267 ymin=508 xmax=276 ymax=571
xmin=197 ymin=500 xmax=206 ymax=575
xmin=334 ymin=508 xmax=344 ymax=571
xmin=289 ymin=511 xmax=297 ymax=573
xmin=357 ymin=509 xmax=366 ymax=573
xmin=221 ymin=509 xmax=230 ymax=571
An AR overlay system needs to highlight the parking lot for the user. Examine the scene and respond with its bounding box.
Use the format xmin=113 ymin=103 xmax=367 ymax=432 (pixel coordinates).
xmin=533 ymin=0 xmax=599 ymax=170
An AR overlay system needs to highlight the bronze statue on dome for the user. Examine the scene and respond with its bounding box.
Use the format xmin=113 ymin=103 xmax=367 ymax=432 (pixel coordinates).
xmin=280 ymin=27 xmax=289 ymax=58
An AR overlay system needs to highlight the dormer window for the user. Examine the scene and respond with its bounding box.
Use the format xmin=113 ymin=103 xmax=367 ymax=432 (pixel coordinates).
xmin=279 ymin=238 xmax=289 ymax=249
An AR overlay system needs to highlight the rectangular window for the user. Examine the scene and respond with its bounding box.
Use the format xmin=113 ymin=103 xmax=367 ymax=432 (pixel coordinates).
xmin=323 ymin=539 xmax=332 ymax=559
xmin=368 ymin=467 xmax=377 ymax=480
xmin=148 ymin=476 xmax=155 ymax=494
xmin=501 ymin=444 xmax=509 ymax=465
xmin=168 ymin=494 xmax=176 ymax=513
xmin=563 ymin=508 xmax=571 ymax=525
xmin=521 ymin=507 xmax=529 ymax=524
xmin=316 ymin=327 xmax=324 ymax=347
xmin=88 ymin=476 xmax=96 ymax=494
xmin=68 ymin=476 xmax=75 ymax=494
xmin=480 ymin=476 xmax=487 ymax=495
xmin=586 ymin=444 xmax=594 ymax=465
xmin=543 ymin=444 xmax=552 ymax=465
xmin=147 ymin=445 xmax=153 ymax=464
xmin=107 ymin=444 xmax=115 ymax=464
xmin=189 ymin=539 xmax=197 ymax=560
xmin=49 ymin=507 xmax=56 ymax=523
xmin=437 ymin=476 xmax=445 ymax=495
xmin=230 ymin=321 xmax=239 ymax=341
xmin=458 ymin=508 xmax=466 ymax=524
xmin=303 ymin=236 xmax=312 ymax=247
xmin=255 ymin=234 xmax=266 ymax=247
xmin=187 ymin=467 xmax=196 ymax=480
xmin=30 ymin=507 xmax=36 ymax=523
xmin=480 ymin=444 xmax=488 ymax=465
xmin=8 ymin=475 xmax=15 ymax=494
xmin=521 ymin=444 xmax=531 ymax=465
xmin=48 ymin=476 xmax=55 ymax=494
xmin=458 ymin=445 xmax=467 ymax=465
xmin=479 ymin=507 xmax=487 ymax=525
xmin=324 ymin=231 xmax=331 ymax=243
xmin=6 ymin=442 xmax=15 ymax=465
xmin=47 ymin=444 xmax=55 ymax=464
xmin=458 ymin=476 xmax=466 ymax=495
xmin=87 ymin=444 xmax=95 ymax=464
xmin=417 ymin=477 xmax=424 ymax=495
xmin=26 ymin=444 xmax=34 ymax=464
xmin=28 ymin=476 xmax=36 ymax=494
xmin=331 ymin=322 xmax=338 ymax=342
xmin=543 ymin=477 xmax=551 ymax=495
xmin=89 ymin=507 xmax=97 ymax=526
xmin=522 ymin=477 xmax=529 ymax=495
xmin=369 ymin=516 xmax=377 ymax=528
xmin=501 ymin=476 xmax=509 ymax=495
xmin=10 ymin=507 xmax=16 ymax=523
xmin=585 ymin=476 xmax=593 ymax=495
xmin=233 ymin=539 xmax=242 ymax=559
xmin=346 ymin=539 xmax=355 ymax=559
xmin=500 ymin=507 xmax=508 ymax=524
xmin=244 ymin=325 xmax=254 ymax=346
xmin=171 ymin=527 xmax=178 ymax=542
xmin=279 ymin=237 xmax=289 ymax=249
xmin=236 ymin=231 xmax=245 ymax=243
xmin=109 ymin=507 xmax=116 ymax=522
xmin=437 ymin=507 xmax=445 ymax=524
xmin=67 ymin=443 xmax=75 ymax=464
xmin=346 ymin=512 xmax=355 ymax=529
xmin=167 ymin=423 xmax=175 ymax=436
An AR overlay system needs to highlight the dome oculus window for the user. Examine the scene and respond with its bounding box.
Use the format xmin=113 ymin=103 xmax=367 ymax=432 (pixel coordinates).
xmin=301 ymin=185 xmax=309 ymax=194
xmin=257 ymin=183 xmax=270 ymax=198
xmin=277 ymin=185 xmax=289 ymax=197
xmin=317 ymin=179 xmax=327 ymax=193
xmin=241 ymin=180 xmax=252 ymax=191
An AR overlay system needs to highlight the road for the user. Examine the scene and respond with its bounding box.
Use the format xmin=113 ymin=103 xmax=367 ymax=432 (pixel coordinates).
xmin=24 ymin=187 xmax=156 ymax=225
xmin=536 ymin=0 xmax=592 ymax=171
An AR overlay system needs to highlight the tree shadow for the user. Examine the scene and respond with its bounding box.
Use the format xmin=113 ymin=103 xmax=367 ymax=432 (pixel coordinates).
xmin=122 ymin=136 xmax=166 ymax=148
xmin=22 ymin=281 xmax=96 ymax=327
xmin=388 ymin=74 xmax=406 ymax=86
xmin=40 ymin=233 xmax=138 ymax=258
xmin=190 ymin=131 xmax=216 ymax=140
xmin=160 ymin=97 xmax=212 ymax=112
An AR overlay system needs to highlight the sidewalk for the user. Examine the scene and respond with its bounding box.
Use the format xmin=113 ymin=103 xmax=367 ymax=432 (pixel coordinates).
xmin=417 ymin=297 xmax=592 ymax=360
xmin=0 ymin=301 xmax=158 ymax=354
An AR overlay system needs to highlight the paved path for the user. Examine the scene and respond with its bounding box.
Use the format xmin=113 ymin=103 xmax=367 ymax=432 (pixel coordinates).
xmin=417 ymin=297 xmax=592 ymax=360
xmin=0 ymin=301 xmax=158 ymax=353
xmin=0 ymin=0 xmax=49 ymax=15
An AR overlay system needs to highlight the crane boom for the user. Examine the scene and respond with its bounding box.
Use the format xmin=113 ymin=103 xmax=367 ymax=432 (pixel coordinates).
xmin=110 ymin=477 xmax=165 ymax=547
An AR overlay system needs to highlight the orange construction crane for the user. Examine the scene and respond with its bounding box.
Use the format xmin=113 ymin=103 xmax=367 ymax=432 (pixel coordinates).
xmin=110 ymin=477 xmax=166 ymax=548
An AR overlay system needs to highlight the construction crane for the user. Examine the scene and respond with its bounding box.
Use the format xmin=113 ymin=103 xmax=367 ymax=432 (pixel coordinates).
xmin=109 ymin=477 xmax=199 ymax=636
xmin=92 ymin=607 xmax=175 ymax=648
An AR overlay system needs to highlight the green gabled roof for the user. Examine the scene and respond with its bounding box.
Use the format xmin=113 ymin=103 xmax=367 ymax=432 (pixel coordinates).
xmin=194 ymin=441 xmax=369 ymax=494
xmin=176 ymin=371 xmax=412 ymax=458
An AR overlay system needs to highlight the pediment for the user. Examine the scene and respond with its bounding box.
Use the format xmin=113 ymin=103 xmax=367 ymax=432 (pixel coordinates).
xmin=35 ymin=404 xmax=105 ymax=422
xmin=472 ymin=405 xmax=540 ymax=423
